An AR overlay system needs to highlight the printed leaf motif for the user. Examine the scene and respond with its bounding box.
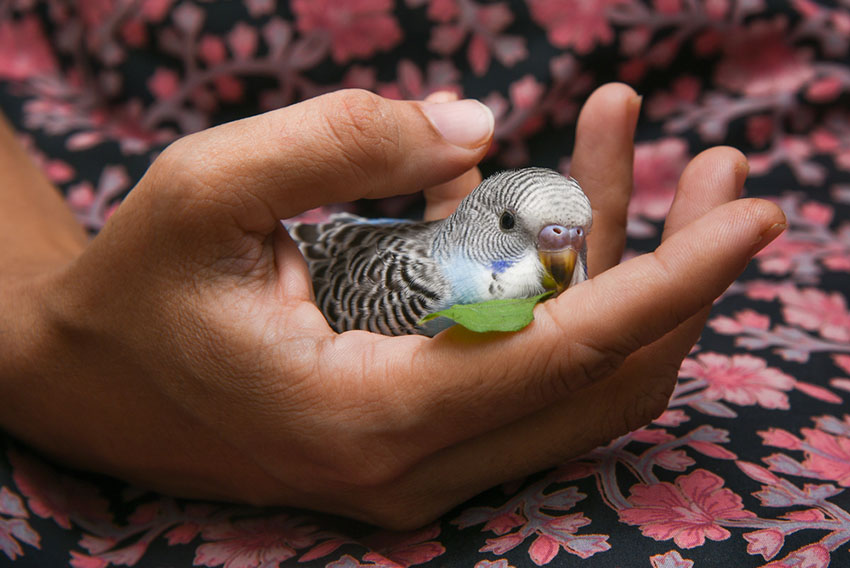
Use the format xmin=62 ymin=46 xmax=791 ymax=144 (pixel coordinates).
xmin=688 ymin=400 xmax=737 ymax=418
xmin=686 ymin=441 xmax=738 ymax=460
xmin=420 ymin=291 xmax=554 ymax=333
xmin=0 ymin=518 xmax=40 ymax=561
xmin=743 ymin=529 xmax=784 ymax=561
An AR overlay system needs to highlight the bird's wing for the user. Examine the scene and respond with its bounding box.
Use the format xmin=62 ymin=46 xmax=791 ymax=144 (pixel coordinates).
xmin=288 ymin=216 xmax=451 ymax=335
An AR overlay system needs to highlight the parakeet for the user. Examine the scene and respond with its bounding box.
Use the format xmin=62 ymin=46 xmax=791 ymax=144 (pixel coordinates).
xmin=288 ymin=168 xmax=592 ymax=336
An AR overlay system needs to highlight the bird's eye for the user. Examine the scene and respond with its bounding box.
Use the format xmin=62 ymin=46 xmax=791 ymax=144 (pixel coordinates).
xmin=575 ymin=227 xmax=584 ymax=237
xmin=499 ymin=211 xmax=515 ymax=231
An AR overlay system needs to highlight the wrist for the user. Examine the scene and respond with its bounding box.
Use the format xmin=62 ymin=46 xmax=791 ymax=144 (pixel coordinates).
xmin=0 ymin=266 xmax=55 ymax=422
xmin=0 ymin=261 xmax=90 ymax=460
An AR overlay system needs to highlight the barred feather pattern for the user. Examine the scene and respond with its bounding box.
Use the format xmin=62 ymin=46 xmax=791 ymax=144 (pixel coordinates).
xmin=289 ymin=215 xmax=451 ymax=335
xmin=288 ymin=168 xmax=592 ymax=337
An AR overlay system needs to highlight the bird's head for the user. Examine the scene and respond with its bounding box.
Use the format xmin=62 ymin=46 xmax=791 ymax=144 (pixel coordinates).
xmin=434 ymin=168 xmax=592 ymax=301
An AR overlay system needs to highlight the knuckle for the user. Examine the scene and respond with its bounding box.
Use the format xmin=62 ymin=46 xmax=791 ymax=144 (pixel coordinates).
xmin=552 ymin=338 xmax=625 ymax=395
xmin=321 ymin=89 xmax=402 ymax=183
xmin=322 ymin=456 xmax=401 ymax=490
xmin=343 ymin=448 xmax=410 ymax=489
xmin=535 ymin=298 xmax=629 ymax=399
xmin=625 ymin=364 xmax=680 ymax=429
xmin=144 ymin=135 xmax=215 ymax=205
xmin=644 ymin=251 xmax=696 ymax=331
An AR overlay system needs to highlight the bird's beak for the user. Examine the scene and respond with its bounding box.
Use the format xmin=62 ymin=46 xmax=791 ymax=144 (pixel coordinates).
xmin=538 ymin=225 xmax=584 ymax=293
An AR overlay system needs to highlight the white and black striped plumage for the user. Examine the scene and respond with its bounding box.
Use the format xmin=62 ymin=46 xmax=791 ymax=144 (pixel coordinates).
xmin=288 ymin=168 xmax=592 ymax=336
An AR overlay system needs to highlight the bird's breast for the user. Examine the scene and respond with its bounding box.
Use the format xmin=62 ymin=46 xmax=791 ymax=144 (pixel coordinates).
xmin=438 ymin=252 xmax=547 ymax=305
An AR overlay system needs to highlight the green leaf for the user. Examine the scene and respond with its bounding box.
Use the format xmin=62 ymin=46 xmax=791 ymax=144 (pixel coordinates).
xmin=419 ymin=291 xmax=556 ymax=333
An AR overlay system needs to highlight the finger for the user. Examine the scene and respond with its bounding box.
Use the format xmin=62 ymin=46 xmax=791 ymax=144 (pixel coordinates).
xmin=569 ymin=83 xmax=641 ymax=277
xmin=424 ymin=90 xmax=460 ymax=104
xmin=419 ymin=91 xmax=482 ymax=220
xmin=610 ymin=148 xmax=750 ymax=383
xmin=588 ymin=148 xmax=753 ymax=416
xmin=663 ymin=146 xmax=749 ymax=239
xmin=423 ymin=166 xmax=482 ymax=220
xmin=142 ymin=89 xmax=494 ymax=235
xmin=326 ymin=197 xmax=786 ymax=457
xmin=374 ymin=148 xmax=758 ymax=517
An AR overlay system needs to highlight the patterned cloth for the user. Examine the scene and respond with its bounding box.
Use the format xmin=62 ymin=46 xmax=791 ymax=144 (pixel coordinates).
xmin=2 ymin=1 xmax=850 ymax=567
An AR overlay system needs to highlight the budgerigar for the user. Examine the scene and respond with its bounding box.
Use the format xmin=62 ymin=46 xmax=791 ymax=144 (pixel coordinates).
xmin=288 ymin=168 xmax=592 ymax=336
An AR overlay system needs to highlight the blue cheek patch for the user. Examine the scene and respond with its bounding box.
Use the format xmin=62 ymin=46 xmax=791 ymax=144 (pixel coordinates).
xmin=490 ymin=259 xmax=513 ymax=274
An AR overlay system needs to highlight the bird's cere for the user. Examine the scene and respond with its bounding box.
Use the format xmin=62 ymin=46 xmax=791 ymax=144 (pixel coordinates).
xmin=288 ymin=168 xmax=592 ymax=336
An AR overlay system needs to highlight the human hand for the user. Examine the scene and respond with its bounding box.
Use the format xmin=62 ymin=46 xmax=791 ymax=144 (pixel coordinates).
xmin=0 ymin=85 xmax=784 ymax=529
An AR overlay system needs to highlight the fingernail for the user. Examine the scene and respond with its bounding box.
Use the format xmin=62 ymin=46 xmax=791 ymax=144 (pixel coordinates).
xmin=734 ymin=160 xmax=750 ymax=197
xmin=421 ymin=99 xmax=494 ymax=149
xmin=750 ymin=222 xmax=786 ymax=257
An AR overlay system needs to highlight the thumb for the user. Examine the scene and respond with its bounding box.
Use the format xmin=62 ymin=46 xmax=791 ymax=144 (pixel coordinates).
xmin=147 ymin=89 xmax=494 ymax=234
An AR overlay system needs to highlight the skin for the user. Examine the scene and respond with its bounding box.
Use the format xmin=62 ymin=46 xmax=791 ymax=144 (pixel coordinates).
xmin=0 ymin=83 xmax=785 ymax=529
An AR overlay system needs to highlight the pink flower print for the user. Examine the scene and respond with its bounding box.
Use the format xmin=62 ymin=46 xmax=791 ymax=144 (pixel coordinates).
xmin=679 ymin=353 xmax=796 ymax=410
xmin=427 ymin=1 xmax=525 ymax=76
xmin=194 ymin=515 xmax=319 ymax=568
xmin=528 ymin=0 xmax=625 ymax=54
xmin=705 ymin=0 xmax=730 ymax=20
xmin=835 ymin=355 xmax=850 ymax=376
xmin=798 ymin=427 xmax=850 ymax=486
xmin=763 ymin=543 xmax=831 ymax=568
xmin=747 ymin=115 xmax=774 ymax=147
xmin=653 ymin=409 xmax=690 ymax=427
xmin=714 ymin=18 xmax=815 ymax=97
xmin=173 ymin=2 xmax=205 ymax=35
xmin=528 ymin=533 xmax=561 ymax=565
xmin=630 ymin=137 xmax=690 ymax=221
xmin=654 ymin=449 xmax=696 ymax=472
xmin=0 ymin=15 xmax=58 ymax=80
xmin=799 ymin=201 xmax=834 ymax=226
xmin=67 ymin=182 xmax=96 ymax=212
xmin=619 ymin=469 xmax=755 ymax=549
xmin=200 ymin=36 xmax=228 ymax=66
xmin=214 ymin=75 xmax=245 ymax=103
xmin=78 ymin=0 xmax=116 ymax=29
xmin=806 ymin=76 xmax=843 ymax=103
xmin=755 ymin=232 xmax=822 ymax=275
xmin=140 ymin=0 xmax=175 ymax=22
xmin=0 ymin=487 xmax=40 ymax=561
xmin=645 ymin=76 xmax=701 ymax=120
xmin=709 ymin=309 xmax=771 ymax=335
xmin=376 ymin=59 xmax=462 ymax=101
xmin=650 ymin=550 xmax=694 ymax=568
xmin=510 ymin=75 xmax=545 ymax=110
xmin=148 ymin=68 xmax=180 ymax=100
xmin=475 ymin=560 xmax=514 ymax=568
xmin=293 ymin=0 xmax=402 ymax=64
xmin=428 ymin=0 xmax=460 ymax=21
xmin=744 ymin=529 xmax=784 ymax=561
xmin=8 ymin=449 xmax=110 ymax=530
xmin=760 ymin=428 xmax=804 ymax=450
xmin=120 ymin=19 xmax=148 ymax=48
xmin=653 ymin=0 xmax=682 ymax=15
xmin=363 ymin=524 xmax=445 ymax=567
xmin=17 ymin=135 xmax=76 ymax=184
xmin=778 ymin=287 xmax=850 ymax=343
xmin=228 ymin=22 xmax=259 ymax=60
xmin=246 ymin=0 xmax=276 ymax=17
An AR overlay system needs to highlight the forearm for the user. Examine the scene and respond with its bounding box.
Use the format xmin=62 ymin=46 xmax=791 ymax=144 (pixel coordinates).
xmin=0 ymin=113 xmax=88 ymax=275
xmin=0 ymin=113 xmax=90 ymax=441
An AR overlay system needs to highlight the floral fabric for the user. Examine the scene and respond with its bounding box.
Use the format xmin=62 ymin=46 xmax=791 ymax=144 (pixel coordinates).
xmin=2 ymin=0 xmax=850 ymax=566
